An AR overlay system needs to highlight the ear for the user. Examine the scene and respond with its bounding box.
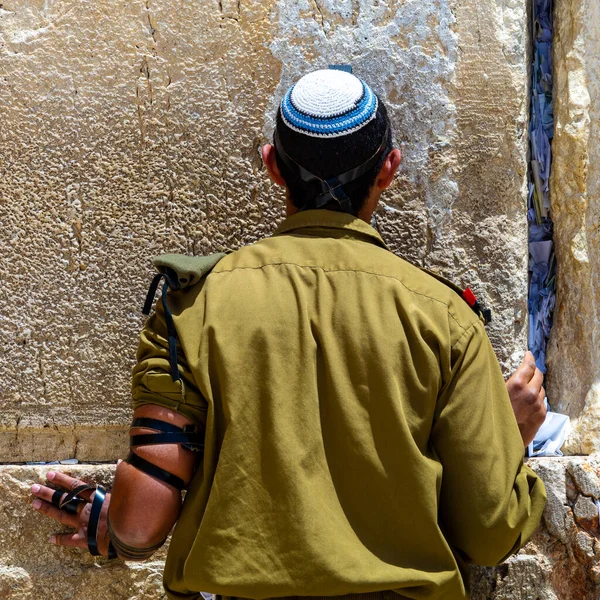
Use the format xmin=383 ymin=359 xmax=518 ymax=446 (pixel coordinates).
xmin=262 ymin=144 xmax=287 ymax=187
xmin=375 ymin=148 xmax=402 ymax=191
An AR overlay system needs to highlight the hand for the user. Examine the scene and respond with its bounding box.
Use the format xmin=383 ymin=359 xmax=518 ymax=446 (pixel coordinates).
xmin=30 ymin=471 xmax=113 ymax=558
xmin=505 ymin=351 xmax=547 ymax=447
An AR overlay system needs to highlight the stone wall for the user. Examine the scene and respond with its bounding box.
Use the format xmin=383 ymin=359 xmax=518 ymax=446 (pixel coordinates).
xmin=8 ymin=460 xmax=600 ymax=599
xmin=0 ymin=0 xmax=530 ymax=463
xmin=547 ymin=0 xmax=600 ymax=454
xmin=472 ymin=457 xmax=600 ymax=600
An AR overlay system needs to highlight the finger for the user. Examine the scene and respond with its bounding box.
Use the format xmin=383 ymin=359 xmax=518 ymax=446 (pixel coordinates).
xmin=508 ymin=353 xmax=536 ymax=387
xmin=519 ymin=352 xmax=537 ymax=380
xmin=30 ymin=483 xmax=84 ymax=511
xmin=534 ymin=394 xmax=547 ymax=428
xmin=30 ymin=482 xmax=60 ymax=503
xmin=530 ymin=366 xmax=544 ymax=391
xmin=533 ymin=386 xmax=547 ymax=416
xmin=50 ymin=532 xmax=87 ymax=549
xmin=46 ymin=471 xmax=95 ymax=501
xmin=32 ymin=498 xmax=80 ymax=528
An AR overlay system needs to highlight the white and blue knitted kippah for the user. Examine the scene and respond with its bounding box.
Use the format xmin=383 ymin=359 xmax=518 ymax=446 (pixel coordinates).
xmin=281 ymin=69 xmax=378 ymax=138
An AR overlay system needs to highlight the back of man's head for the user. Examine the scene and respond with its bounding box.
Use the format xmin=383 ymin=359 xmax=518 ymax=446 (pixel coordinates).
xmin=274 ymin=69 xmax=393 ymax=216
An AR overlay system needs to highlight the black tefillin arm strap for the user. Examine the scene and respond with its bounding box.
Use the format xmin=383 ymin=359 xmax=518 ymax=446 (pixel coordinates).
xmin=88 ymin=485 xmax=118 ymax=558
xmin=125 ymin=417 xmax=204 ymax=491
xmin=107 ymin=515 xmax=166 ymax=561
xmin=142 ymin=271 xmax=181 ymax=382
xmin=129 ymin=417 xmax=204 ymax=451
xmin=273 ymin=124 xmax=390 ymax=216
xmin=125 ymin=452 xmax=186 ymax=491
xmin=52 ymin=484 xmax=118 ymax=559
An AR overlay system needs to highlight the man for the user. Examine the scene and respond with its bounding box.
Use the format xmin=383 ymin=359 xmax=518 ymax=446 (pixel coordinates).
xmin=31 ymin=69 xmax=547 ymax=599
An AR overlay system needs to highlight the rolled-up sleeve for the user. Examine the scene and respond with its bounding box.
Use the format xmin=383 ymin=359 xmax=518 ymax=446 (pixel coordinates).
xmin=432 ymin=319 xmax=546 ymax=566
xmin=132 ymin=294 xmax=208 ymax=428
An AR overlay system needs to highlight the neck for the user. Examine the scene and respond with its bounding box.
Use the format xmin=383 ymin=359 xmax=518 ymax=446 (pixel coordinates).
xmin=285 ymin=192 xmax=379 ymax=224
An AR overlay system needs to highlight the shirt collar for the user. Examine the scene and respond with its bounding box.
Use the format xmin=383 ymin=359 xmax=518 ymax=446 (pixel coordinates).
xmin=273 ymin=209 xmax=389 ymax=250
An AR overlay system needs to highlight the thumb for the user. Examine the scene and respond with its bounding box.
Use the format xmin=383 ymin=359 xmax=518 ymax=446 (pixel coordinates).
xmin=522 ymin=350 xmax=537 ymax=369
xmin=515 ymin=350 xmax=536 ymax=381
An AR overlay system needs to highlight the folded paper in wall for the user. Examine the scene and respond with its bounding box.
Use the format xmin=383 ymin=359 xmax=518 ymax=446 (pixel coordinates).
xmin=528 ymin=400 xmax=571 ymax=457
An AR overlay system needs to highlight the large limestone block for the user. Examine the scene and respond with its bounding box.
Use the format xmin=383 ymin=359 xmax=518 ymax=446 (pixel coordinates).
xmin=1 ymin=0 xmax=529 ymax=461
xmin=0 ymin=0 xmax=282 ymax=462
xmin=547 ymin=0 xmax=600 ymax=453
xmin=5 ymin=459 xmax=600 ymax=599
xmin=1 ymin=465 xmax=169 ymax=600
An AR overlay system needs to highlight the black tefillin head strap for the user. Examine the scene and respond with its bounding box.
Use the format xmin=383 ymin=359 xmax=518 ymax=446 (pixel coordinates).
xmin=273 ymin=124 xmax=390 ymax=217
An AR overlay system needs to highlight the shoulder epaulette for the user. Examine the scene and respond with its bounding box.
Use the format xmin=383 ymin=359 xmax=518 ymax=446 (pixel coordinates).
xmin=152 ymin=252 xmax=227 ymax=290
xmin=421 ymin=267 xmax=492 ymax=325
xmin=142 ymin=252 xmax=227 ymax=382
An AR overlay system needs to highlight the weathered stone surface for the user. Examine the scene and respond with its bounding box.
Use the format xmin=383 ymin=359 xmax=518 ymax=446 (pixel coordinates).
xmin=0 ymin=0 xmax=530 ymax=461
xmin=471 ymin=458 xmax=600 ymax=600
xmin=547 ymin=0 xmax=600 ymax=451
xmin=3 ymin=459 xmax=600 ymax=599
xmin=568 ymin=458 xmax=600 ymax=499
xmin=0 ymin=0 xmax=281 ymax=462
xmin=566 ymin=469 xmax=579 ymax=503
xmin=1 ymin=465 xmax=169 ymax=599
xmin=0 ymin=567 xmax=33 ymax=600
xmin=574 ymin=494 xmax=599 ymax=532
xmin=471 ymin=554 xmax=556 ymax=600
xmin=532 ymin=459 xmax=573 ymax=544
xmin=0 ymin=426 xmax=128 ymax=464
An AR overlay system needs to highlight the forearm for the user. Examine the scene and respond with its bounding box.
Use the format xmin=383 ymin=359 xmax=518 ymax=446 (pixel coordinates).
xmin=109 ymin=460 xmax=182 ymax=549
xmin=433 ymin=323 xmax=546 ymax=564
xmin=108 ymin=404 xmax=199 ymax=558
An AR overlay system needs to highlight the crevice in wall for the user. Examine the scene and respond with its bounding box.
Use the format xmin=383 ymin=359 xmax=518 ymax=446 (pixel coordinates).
xmin=527 ymin=1 xmax=556 ymax=382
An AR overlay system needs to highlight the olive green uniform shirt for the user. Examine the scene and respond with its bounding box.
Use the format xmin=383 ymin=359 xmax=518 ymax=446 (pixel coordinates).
xmin=132 ymin=210 xmax=546 ymax=600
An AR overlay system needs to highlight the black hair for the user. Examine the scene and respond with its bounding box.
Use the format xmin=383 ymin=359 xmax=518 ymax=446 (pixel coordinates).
xmin=274 ymin=96 xmax=393 ymax=215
